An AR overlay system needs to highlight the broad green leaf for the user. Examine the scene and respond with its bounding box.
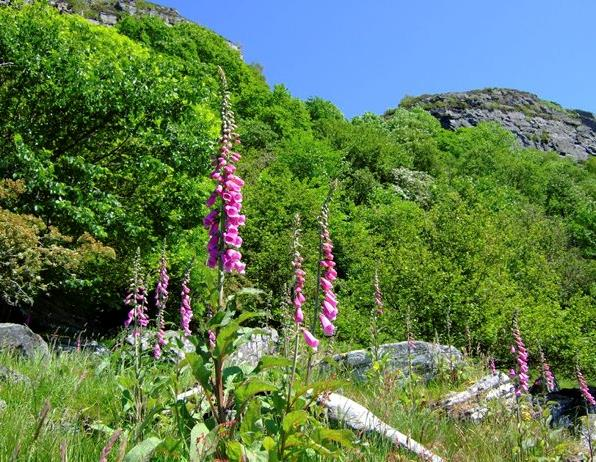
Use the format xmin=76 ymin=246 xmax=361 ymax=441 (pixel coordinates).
xmin=235 ymin=310 xmax=265 ymax=324
xmin=208 ymin=309 xmax=235 ymax=328
xmin=262 ymin=436 xmax=276 ymax=451
xmin=239 ymin=398 xmax=263 ymax=444
xmin=314 ymin=428 xmax=354 ymax=447
xmin=123 ymin=437 xmax=162 ymax=462
xmin=253 ymin=355 xmax=293 ymax=374
xmin=282 ymin=410 xmax=309 ymax=433
xmin=185 ymin=352 xmax=212 ymax=391
xmin=189 ymin=422 xmax=217 ymax=462
xmin=235 ymin=378 xmax=277 ymax=404
xmin=226 ymin=441 xmax=246 ymax=462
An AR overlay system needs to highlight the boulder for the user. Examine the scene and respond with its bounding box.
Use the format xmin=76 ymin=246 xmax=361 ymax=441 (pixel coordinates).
xmin=229 ymin=327 xmax=278 ymax=368
xmin=332 ymin=341 xmax=462 ymax=380
xmin=0 ymin=399 xmax=5 ymax=412
xmin=0 ymin=323 xmax=49 ymax=358
xmin=438 ymin=372 xmax=515 ymax=422
xmin=0 ymin=365 xmax=31 ymax=385
xmin=98 ymin=12 xmax=118 ymax=26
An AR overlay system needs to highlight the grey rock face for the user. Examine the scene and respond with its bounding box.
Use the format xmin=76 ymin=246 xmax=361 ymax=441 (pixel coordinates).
xmin=229 ymin=327 xmax=279 ymax=368
xmin=439 ymin=372 xmax=515 ymax=421
xmin=98 ymin=12 xmax=117 ymax=25
xmin=332 ymin=341 xmax=462 ymax=380
xmin=0 ymin=323 xmax=49 ymax=358
xmin=0 ymin=365 xmax=31 ymax=385
xmin=403 ymin=88 xmax=596 ymax=161
xmin=0 ymin=399 xmax=5 ymax=412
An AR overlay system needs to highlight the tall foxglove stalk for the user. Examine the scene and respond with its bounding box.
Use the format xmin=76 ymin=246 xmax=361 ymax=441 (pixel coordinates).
xmin=374 ymin=270 xmax=384 ymax=317
xmin=371 ymin=269 xmax=384 ymax=359
xmin=153 ymin=252 xmax=169 ymax=359
xmin=123 ymin=248 xmax=148 ymax=426
xmin=511 ymin=320 xmax=529 ymax=397
xmin=202 ymin=68 xmax=248 ymax=425
xmin=318 ymin=203 xmax=337 ymax=336
xmin=291 ymin=217 xmax=318 ymax=350
xmin=577 ymin=366 xmax=595 ymax=460
xmin=280 ymin=219 xmax=316 ymax=457
xmin=179 ymin=270 xmax=192 ymax=337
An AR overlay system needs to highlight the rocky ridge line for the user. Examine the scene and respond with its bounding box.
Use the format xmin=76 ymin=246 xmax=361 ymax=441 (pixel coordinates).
xmin=400 ymin=88 xmax=596 ymax=161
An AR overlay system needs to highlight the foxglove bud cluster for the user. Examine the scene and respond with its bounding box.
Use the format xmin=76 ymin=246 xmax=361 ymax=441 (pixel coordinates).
xmin=180 ymin=271 xmax=193 ymax=337
xmin=489 ymin=357 xmax=497 ymax=376
xmin=153 ymin=253 xmax=169 ymax=359
xmin=203 ymin=68 xmax=246 ymax=274
xmin=406 ymin=312 xmax=415 ymax=354
xmin=539 ymin=349 xmax=556 ymax=393
xmin=373 ymin=270 xmax=383 ymax=317
xmin=124 ymin=284 xmax=149 ymax=334
xmin=208 ymin=329 xmax=216 ymax=350
xmin=319 ymin=204 xmax=337 ymax=336
xmin=124 ymin=251 xmax=149 ymax=336
xmin=511 ymin=321 xmax=529 ymax=397
xmin=577 ymin=367 xmax=596 ymax=407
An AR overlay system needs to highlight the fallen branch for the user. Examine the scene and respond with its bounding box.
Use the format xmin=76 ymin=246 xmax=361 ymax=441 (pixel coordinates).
xmin=319 ymin=392 xmax=444 ymax=462
xmin=176 ymin=385 xmax=444 ymax=461
xmin=176 ymin=385 xmax=203 ymax=401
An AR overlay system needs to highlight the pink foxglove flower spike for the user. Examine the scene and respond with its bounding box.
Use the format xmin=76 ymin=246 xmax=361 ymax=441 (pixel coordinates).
xmin=318 ymin=203 xmax=338 ymax=333
xmin=511 ymin=320 xmax=529 ymax=397
xmin=203 ymin=68 xmax=246 ymax=274
xmin=577 ymin=367 xmax=596 ymax=407
xmin=180 ymin=270 xmax=193 ymax=337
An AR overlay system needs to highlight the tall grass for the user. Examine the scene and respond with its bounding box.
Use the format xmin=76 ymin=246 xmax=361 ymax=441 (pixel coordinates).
xmin=0 ymin=349 xmax=588 ymax=461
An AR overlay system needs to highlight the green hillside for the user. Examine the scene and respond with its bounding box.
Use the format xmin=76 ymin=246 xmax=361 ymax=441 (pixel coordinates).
xmin=0 ymin=2 xmax=594 ymax=373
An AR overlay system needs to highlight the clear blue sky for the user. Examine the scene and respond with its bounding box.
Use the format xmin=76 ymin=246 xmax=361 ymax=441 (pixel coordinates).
xmin=159 ymin=1 xmax=595 ymax=118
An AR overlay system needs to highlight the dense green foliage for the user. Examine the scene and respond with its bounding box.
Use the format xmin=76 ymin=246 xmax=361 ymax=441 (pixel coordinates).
xmin=0 ymin=3 xmax=594 ymax=374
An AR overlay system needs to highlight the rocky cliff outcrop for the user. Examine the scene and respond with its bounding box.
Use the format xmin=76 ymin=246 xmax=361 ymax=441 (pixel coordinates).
xmin=2 ymin=0 xmax=241 ymax=54
xmin=400 ymin=88 xmax=596 ymax=161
